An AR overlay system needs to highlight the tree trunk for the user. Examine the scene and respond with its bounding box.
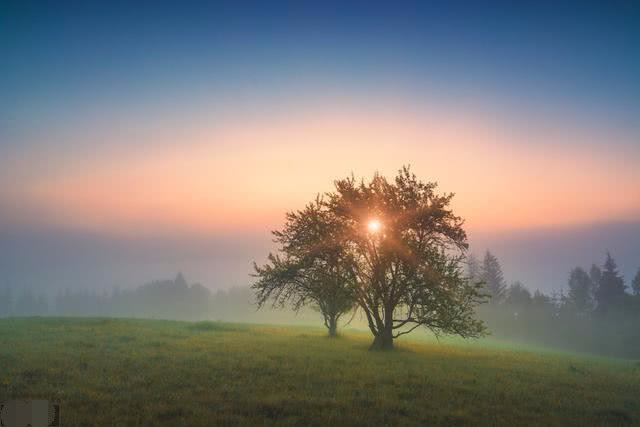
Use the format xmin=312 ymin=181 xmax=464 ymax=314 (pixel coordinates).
xmin=369 ymin=326 xmax=394 ymax=350
xmin=328 ymin=315 xmax=338 ymax=337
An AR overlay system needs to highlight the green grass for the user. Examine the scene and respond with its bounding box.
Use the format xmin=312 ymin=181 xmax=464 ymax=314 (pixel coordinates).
xmin=1 ymin=317 xmax=639 ymax=426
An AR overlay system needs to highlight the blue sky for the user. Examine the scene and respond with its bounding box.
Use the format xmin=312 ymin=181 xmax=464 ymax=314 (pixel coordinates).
xmin=3 ymin=1 xmax=638 ymax=128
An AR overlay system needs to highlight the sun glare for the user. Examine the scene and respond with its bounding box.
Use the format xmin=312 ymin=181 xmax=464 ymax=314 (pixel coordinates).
xmin=367 ymin=219 xmax=381 ymax=233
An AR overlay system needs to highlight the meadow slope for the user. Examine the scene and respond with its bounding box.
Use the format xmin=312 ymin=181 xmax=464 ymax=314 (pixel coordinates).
xmin=1 ymin=317 xmax=639 ymax=426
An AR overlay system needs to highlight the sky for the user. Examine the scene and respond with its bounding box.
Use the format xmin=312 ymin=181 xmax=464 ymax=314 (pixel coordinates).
xmin=1 ymin=1 xmax=639 ymax=294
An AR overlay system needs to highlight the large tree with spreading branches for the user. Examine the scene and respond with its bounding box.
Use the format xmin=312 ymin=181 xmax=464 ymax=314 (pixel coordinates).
xmin=252 ymin=167 xmax=488 ymax=349
xmin=326 ymin=167 xmax=488 ymax=349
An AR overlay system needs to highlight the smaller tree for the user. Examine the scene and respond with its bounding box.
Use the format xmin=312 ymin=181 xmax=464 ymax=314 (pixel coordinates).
xmin=531 ymin=290 xmax=554 ymax=312
xmin=174 ymin=272 xmax=188 ymax=289
xmin=252 ymin=199 xmax=355 ymax=336
xmin=466 ymin=253 xmax=482 ymax=284
xmin=594 ymin=252 xmax=628 ymax=315
xmin=505 ymin=281 xmax=532 ymax=308
xmin=481 ymin=250 xmax=506 ymax=304
xmin=566 ymin=267 xmax=594 ymax=313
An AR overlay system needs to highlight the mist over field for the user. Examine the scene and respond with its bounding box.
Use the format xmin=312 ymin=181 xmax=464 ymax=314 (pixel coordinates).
xmin=2 ymin=220 xmax=639 ymax=295
xmin=2 ymin=234 xmax=640 ymax=358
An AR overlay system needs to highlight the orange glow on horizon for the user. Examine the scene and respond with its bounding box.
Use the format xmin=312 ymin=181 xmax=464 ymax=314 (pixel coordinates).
xmin=4 ymin=109 xmax=639 ymax=236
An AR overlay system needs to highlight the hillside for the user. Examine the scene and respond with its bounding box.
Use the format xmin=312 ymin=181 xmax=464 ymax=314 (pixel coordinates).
xmin=1 ymin=318 xmax=639 ymax=425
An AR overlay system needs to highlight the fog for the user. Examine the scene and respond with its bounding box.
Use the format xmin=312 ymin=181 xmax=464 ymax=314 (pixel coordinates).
xmin=2 ymin=221 xmax=639 ymax=359
xmin=1 ymin=220 xmax=638 ymax=296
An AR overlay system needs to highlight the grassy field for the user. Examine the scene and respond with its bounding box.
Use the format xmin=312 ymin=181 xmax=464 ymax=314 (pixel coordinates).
xmin=1 ymin=317 xmax=639 ymax=426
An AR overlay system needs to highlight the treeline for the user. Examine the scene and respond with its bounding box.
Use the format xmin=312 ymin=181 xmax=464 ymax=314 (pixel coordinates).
xmin=2 ymin=253 xmax=639 ymax=358
xmin=0 ymin=287 xmax=49 ymax=317
xmin=0 ymin=273 xmax=210 ymax=320
xmin=0 ymin=273 xmax=319 ymax=325
xmin=472 ymin=250 xmax=640 ymax=358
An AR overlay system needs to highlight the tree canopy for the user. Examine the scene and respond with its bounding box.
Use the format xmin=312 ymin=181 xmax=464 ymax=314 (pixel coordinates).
xmin=566 ymin=267 xmax=594 ymax=313
xmin=252 ymin=198 xmax=355 ymax=336
xmin=595 ymin=252 xmax=629 ymax=314
xmin=253 ymin=166 xmax=488 ymax=349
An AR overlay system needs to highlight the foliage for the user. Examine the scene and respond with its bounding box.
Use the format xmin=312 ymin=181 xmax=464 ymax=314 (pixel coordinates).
xmin=481 ymin=250 xmax=507 ymax=303
xmin=566 ymin=267 xmax=594 ymax=313
xmin=595 ymin=252 xmax=629 ymax=315
xmin=466 ymin=253 xmax=482 ymax=284
xmin=475 ymin=251 xmax=640 ymax=358
xmin=53 ymin=273 xmax=211 ymax=320
xmin=252 ymin=198 xmax=356 ymax=336
xmin=505 ymin=281 xmax=532 ymax=307
xmin=589 ymin=264 xmax=602 ymax=289
xmin=325 ymin=167 xmax=488 ymax=349
xmin=253 ymin=167 xmax=488 ymax=347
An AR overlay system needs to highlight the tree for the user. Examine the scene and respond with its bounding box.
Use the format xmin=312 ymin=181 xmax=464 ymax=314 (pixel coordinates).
xmin=531 ymin=289 xmax=554 ymax=311
xmin=135 ymin=272 xmax=212 ymax=320
xmin=466 ymin=253 xmax=482 ymax=284
xmin=253 ymin=198 xmax=355 ymax=336
xmin=594 ymin=252 xmax=627 ymax=315
xmin=632 ymin=268 xmax=640 ymax=297
xmin=174 ymin=272 xmax=188 ymax=289
xmin=326 ymin=167 xmax=488 ymax=349
xmin=505 ymin=281 xmax=532 ymax=307
xmin=566 ymin=267 xmax=594 ymax=313
xmin=589 ymin=264 xmax=602 ymax=291
xmin=481 ymin=250 xmax=507 ymax=304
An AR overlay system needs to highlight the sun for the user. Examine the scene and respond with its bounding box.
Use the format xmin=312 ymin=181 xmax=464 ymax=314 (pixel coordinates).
xmin=367 ymin=219 xmax=381 ymax=233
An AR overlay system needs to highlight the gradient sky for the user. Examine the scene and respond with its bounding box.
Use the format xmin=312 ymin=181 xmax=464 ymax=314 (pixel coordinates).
xmin=1 ymin=2 xmax=639 ymax=293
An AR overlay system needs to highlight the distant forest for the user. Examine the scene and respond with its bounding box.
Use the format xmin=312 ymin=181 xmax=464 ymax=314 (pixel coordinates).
xmin=1 ymin=252 xmax=639 ymax=358
xmin=471 ymin=251 xmax=640 ymax=359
